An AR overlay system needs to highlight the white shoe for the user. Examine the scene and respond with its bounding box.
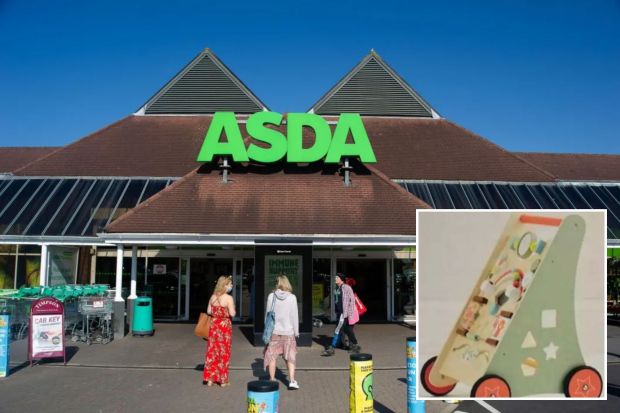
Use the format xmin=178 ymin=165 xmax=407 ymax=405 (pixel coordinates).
xmin=288 ymin=380 xmax=299 ymax=390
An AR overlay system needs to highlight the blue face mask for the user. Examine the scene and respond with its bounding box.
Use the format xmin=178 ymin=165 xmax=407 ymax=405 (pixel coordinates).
xmin=226 ymin=286 xmax=233 ymax=293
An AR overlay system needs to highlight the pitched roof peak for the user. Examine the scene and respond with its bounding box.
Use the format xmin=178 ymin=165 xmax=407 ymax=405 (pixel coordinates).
xmin=309 ymin=50 xmax=440 ymax=118
xmin=137 ymin=48 xmax=268 ymax=115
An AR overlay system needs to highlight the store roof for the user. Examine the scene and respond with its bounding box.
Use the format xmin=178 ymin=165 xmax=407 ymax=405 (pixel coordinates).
xmin=0 ymin=177 xmax=173 ymax=240
xmin=0 ymin=147 xmax=59 ymax=173
xmin=309 ymin=50 xmax=438 ymax=117
xmin=12 ymin=116 xmax=209 ymax=177
xmin=138 ymin=48 xmax=268 ymax=115
xmin=399 ymin=180 xmax=620 ymax=239
xmin=105 ymin=163 xmax=428 ymax=236
xmin=13 ymin=115 xmax=556 ymax=182
xmin=516 ymin=152 xmax=620 ymax=182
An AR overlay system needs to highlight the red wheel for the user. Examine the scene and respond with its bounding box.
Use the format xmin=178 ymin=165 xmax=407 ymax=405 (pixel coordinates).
xmin=563 ymin=366 xmax=602 ymax=398
xmin=471 ymin=374 xmax=511 ymax=397
xmin=421 ymin=356 xmax=457 ymax=396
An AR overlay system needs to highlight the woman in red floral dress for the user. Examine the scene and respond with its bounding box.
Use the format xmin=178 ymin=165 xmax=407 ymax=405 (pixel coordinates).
xmin=203 ymin=275 xmax=236 ymax=387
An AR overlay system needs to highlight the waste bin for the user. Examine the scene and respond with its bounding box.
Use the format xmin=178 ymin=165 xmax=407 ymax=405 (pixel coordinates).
xmin=132 ymin=297 xmax=154 ymax=336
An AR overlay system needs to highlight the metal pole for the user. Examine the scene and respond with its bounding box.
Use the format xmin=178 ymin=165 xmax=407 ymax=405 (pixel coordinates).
xmin=222 ymin=156 xmax=230 ymax=183
xmin=39 ymin=244 xmax=49 ymax=287
xmin=113 ymin=244 xmax=126 ymax=339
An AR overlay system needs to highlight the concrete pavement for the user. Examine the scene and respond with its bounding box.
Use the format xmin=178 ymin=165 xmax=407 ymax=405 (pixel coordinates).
xmin=2 ymin=323 xmax=619 ymax=412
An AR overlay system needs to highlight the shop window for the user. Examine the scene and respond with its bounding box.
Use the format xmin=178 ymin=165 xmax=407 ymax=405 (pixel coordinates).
xmin=394 ymin=259 xmax=416 ymax=320
xmin=95 ymin=256 xmax=146 ymax=291
xmin=312 ymin=258 xmax=331 ymax=321
xmin=16 ymin=255 xmax=40 ymax=287
xmin=0 ymin=254 xmax=16 ymax=289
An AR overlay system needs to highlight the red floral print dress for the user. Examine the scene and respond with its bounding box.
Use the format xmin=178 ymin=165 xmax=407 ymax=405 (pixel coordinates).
xmin=202 ymin=305 xmax=232 ymax=384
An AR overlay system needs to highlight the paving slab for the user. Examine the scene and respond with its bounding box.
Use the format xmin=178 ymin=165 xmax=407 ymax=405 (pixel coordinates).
xmin=11 ymin=322 xmax=415 ymax=370
xmin=0 ymin=364 xmax=454 ymax=413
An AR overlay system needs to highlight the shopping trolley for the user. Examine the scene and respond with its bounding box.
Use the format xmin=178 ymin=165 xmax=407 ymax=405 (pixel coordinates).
xmin=421 ymin=213 xmax=602 ymax=398
xmin=74 ymin=296 xmax=114 ymax=345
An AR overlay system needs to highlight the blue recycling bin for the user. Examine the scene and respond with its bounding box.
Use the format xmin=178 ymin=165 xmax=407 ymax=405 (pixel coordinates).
xmin=132 ymin=297 xmax=154 ymax=336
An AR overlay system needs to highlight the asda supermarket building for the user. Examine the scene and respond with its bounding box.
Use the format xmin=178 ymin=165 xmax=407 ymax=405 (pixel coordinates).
xmin=1 ymin=49 xmax=619 ymax=345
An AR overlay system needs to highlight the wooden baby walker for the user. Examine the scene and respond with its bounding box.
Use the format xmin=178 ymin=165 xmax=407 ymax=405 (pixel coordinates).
xmin=421 ymin=213 xmax=602 ymax=398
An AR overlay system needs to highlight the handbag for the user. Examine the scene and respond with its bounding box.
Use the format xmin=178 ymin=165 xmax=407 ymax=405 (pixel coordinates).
xmin=262 ymin=294 xmax=277 ymax=345
xmin=195 ymin=296 xmax=220 ymax=339
xmin=194 ymin=312 xmax=212 ymax=339
xmin=354 ymin=293 xmax=367 ymax=316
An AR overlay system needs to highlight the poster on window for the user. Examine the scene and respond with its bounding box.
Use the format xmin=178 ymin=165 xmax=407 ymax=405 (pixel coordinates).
xmin=264 ymin=255 xmax=303 ymax=312
xmin=29 ymin=298 xmax=65 ymax=362
xmin=48 ymin=246 xmax=78 ymax=286
xmin=0 ymin=314 xmax=10 ymax=377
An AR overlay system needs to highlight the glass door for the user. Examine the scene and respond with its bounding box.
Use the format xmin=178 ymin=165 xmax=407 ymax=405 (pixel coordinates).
xmin=148 ymin=257 xmax=179 ymax=319
xmin=189 ymin=258 xmax=233 ymax=320
xmin=180 ymin=258 xmax=189 ymax=320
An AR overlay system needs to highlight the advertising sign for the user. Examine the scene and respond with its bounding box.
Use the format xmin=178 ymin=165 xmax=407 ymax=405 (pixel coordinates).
xmin=197 ymin=112 xmax=377 ymax=164
xmin=153 ymin=264 xmax=167 ymax=275
xmin=29 ymin=298 xmax=65 ymax=365
xmin=49 ymin=246 xmax=78 ymax=286
xmin=0 ymin=313 xmax=9 ymax=377
xmin=265 ymin=255 xmax=302 ymax=296
xmin=312 ymin=283 xmax=324 ymax=315
xmin=407 ymin=338 xmax=425 ymax=412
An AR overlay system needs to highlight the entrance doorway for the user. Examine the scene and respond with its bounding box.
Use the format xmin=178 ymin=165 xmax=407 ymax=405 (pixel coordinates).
xmin=336 ymin=259 xmax=387 ymax=321
xmin=189 ymin=258 xmax=233 ymax=320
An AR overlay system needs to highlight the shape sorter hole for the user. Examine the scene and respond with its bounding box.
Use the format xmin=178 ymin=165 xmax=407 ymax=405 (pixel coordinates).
xmin=496 ymin=291 xmax=509 ymax=306
xmin=541 ymin=309 xmax=557 ymax=329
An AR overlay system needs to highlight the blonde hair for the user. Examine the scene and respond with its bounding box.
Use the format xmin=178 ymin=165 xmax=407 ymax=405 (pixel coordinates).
xmin=213 ymin=275 xmax=232 ymax=295
xmin=274 ymin=274 xmax=293 ymax=293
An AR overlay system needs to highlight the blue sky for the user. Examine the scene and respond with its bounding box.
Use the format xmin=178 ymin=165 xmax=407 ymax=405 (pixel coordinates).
xmin=1 ymin=0 xmax=619 ymax=153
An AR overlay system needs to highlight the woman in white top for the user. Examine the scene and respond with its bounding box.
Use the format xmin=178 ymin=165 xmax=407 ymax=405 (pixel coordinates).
xmin=264 ymin=275 xmax=300 ymax=390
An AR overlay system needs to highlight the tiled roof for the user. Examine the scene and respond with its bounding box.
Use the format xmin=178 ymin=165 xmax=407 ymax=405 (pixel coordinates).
xmin=13 ymin=116 xmax=209 ymax=177
xmin=14 ymin=115 xmax=555 ymax=182
xmin=516 ymin=152 xmax=620 ymax=182
xmin=105 ymin=163 xmax=428 ymax=235
xmin=0 ymin=147 xmax=60 ymax=173
xmin=361 ymin=118 xmax=555 ymax=182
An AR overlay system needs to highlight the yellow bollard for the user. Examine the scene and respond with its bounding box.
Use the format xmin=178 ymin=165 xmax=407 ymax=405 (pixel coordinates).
xmin=350 ymin=353 xmax=373 ymax=413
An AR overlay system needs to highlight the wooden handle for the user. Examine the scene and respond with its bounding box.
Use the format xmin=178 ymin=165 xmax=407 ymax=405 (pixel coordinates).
xmin=519 ymin=214 xmax=562 ymax=227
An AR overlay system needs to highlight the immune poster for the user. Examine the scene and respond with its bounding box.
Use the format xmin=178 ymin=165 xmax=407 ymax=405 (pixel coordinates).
xmin=264 ymin=255 xmax=303 ymax=318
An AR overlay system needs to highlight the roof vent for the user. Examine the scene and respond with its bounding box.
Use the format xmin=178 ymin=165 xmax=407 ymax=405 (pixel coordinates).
xmin=138 ymin=49 xmax=268 ymax=115
xmin=309 ymin=50 xmax=439 ymax=118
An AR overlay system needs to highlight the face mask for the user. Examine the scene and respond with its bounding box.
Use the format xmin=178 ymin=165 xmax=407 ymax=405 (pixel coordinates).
xmin=226 ymin=286 xmax=233 ymax=293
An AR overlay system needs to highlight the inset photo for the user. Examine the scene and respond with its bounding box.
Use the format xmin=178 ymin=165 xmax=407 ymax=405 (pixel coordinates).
xmin=416 ymin=210 xmax=606 ymax=400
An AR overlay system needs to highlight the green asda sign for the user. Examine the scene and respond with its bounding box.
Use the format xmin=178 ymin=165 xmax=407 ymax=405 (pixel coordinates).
xmin=197 ymin=112 xmax=376 ymax=163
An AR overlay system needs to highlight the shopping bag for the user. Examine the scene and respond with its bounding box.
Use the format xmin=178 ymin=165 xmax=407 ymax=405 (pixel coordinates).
xmin=349 ymin=304 xmax=360 ymax=325
xmin=194 ymin=312 xmax=212 ymax=339
xmin=262 ymin=295 xmax=277 ymax=345
xmin=354 ymin=293 xmax=367 ymax=316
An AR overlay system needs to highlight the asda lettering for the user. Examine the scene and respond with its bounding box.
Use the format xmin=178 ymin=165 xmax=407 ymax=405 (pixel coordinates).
xmin=196 ymin=112 xmax=377 ymax=164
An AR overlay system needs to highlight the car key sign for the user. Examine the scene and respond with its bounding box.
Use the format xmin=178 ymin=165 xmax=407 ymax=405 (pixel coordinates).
xmin=29 ymin=297 xmax=66 ymax=365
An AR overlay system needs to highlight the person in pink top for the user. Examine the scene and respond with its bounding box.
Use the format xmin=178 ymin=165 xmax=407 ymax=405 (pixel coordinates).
xmin=321 ymin=273 xmax=361 ymax=356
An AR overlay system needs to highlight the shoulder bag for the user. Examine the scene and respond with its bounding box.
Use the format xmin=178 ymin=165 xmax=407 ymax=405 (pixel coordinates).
xmin=195 ymin=296 xmax=220 ymax=339
xmin=262 ymin=294 xmax=277 ymax=345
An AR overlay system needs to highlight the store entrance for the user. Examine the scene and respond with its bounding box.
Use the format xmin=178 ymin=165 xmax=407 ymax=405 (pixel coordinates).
xmin=189 ymin=258 xmax=233 ymax=320
xmin=336 ymin=259 xmax=387 ymax=321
